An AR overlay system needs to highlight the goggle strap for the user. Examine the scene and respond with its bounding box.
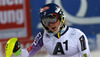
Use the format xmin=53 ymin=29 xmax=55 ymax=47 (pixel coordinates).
xmin=57 ymin=32 xmax=60 ymax=39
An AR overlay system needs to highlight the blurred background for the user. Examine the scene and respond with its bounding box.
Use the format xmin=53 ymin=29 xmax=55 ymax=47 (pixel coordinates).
xmin=0 ymin=0 xmax=100 ymax=57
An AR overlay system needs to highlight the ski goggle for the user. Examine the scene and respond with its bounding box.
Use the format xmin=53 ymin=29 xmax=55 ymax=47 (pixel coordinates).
xmin=41 ymin=13 xmax=58 ymax=26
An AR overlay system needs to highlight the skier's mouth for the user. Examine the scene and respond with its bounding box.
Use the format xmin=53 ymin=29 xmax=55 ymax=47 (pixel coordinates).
xmin=52 ymin=27 xmax=56 ymax=30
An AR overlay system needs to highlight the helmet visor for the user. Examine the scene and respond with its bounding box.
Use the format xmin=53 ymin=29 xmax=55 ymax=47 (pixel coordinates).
xmin=41 ymin=13 xmax=58 ymax=26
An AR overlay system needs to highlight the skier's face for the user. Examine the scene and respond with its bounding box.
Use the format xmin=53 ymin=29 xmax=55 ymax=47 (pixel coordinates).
xmin=47 ymin=20 xmax=60 ymax=32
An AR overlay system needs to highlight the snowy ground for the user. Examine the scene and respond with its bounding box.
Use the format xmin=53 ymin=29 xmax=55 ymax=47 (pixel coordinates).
xmin=91 ymin=50 xmax=100 ymax=57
